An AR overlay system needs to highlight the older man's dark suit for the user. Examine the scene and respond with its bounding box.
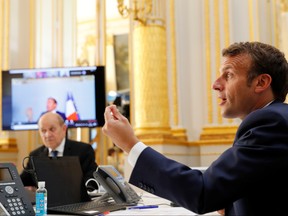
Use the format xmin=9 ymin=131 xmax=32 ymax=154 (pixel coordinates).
xmin=129 ymin=100 xmax=288 ymax=215
xmin=20 ymin=139 xmax=97 ymax=187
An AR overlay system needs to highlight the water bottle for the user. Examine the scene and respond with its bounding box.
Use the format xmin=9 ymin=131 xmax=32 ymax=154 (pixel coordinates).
xmin=35 ymin=181 xmax=47 ymax=216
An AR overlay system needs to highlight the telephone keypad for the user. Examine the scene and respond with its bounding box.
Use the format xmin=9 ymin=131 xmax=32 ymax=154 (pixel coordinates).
xmin=5 ymin=197 xmax=26 ymax=215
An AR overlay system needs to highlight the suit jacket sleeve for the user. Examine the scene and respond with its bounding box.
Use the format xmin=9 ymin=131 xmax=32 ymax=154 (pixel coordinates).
xmin=129 ymin=101 xmax=288 ymax=215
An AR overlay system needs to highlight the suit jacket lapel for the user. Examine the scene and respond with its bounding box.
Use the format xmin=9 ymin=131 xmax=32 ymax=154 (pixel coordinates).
xmin=63 ymin=139 xmax=72 ymax=156
xmin=41 ymin=147 xmax=49 ymax=156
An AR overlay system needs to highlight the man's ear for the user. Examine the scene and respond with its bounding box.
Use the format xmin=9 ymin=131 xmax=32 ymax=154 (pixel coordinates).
xmin=63 ymin=124 xmax=68 ymax=132
xmin=254 ymin=73 xmax=272 ymax=93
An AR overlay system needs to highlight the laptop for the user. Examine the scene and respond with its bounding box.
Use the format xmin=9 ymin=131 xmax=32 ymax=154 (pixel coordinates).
xmin=30 ymin=156 xmax=90 ymax=208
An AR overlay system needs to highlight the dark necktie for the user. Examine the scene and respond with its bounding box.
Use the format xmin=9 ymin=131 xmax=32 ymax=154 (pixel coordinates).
xmin=51 ymin=150 xmax=58 ymax=158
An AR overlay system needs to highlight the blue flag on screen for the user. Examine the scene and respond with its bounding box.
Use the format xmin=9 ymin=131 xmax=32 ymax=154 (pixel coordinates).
xmin=65 ymin=92 xmax=80 ymax=120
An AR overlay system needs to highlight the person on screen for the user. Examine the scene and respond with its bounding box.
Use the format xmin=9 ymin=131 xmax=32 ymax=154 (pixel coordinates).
xmin=25 ymin=107 xmax=34 ymax=122
xmin=40 ymin=97 xmax=66 ymax=121
xmin=25 ymin=97 xmax=66 ymax=122
xmin=101 ymin=42 xmax=288 ymax=215
xmin=20 ymin=112 xmax=98 ymax=195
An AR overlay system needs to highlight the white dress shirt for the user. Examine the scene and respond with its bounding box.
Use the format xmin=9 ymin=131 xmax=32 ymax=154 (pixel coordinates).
xmin=48 ymin=138 xmax=66 ymax=157
xmin=128 ymin=141 xmax=147 ymax=167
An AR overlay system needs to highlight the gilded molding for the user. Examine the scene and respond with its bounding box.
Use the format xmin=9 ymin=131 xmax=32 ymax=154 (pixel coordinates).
xmin=190 ymin=125 xmax=237 ymax=146
xmin=223 ymin=0 xmax=230 ymax=47
xmin=117 ymin=0 xmax=152 ymax=24
xmin=214 ymin=0 xmax=222 ymax=124
xmin=135 ymin=125 xmax=237 ymax=147
xmin=169 ymin=0 xmax=179 ymax=127
xmin=273 ymin=0 xmax=280 ymax=48
xmin=0 ymin=156 xmax=18 ymax=161
xmin=29 ymin=0 xmax=35 ymax=68
xmin=3 ymin=0 xmax=9 ymax=70
xmin=0 ymin=0 xmax=2 ymax=132
xmin=190 ymin=139 xmax=233 ymax=146
xmin=0 ymin=0 xmax=10 ymax=133
xmin=171 ymin=128 xmax=188 ymax=142
xmin=137 ymin=133 xmax=188 ymax=146
xmin=204 ymin=0 xmax=212 ymax=123
xmin=0 ymin=138 xmax=17 ymax=150
xmin=223 ymin=0 xmax=233 ymax=124
xmin=106 ymin=34 xmax=114 ymax=46
xmin=39 ymin=0 xmax=43 ymax=66
xmin=281 ymin=0 xmax=288 ymax=11
xmin=0 ymin=0 xmax=2 ymax=70
xmin=57 ymin=0 xmax=64 ymax=67
xmin=0 ymin=138 xmax=17 ymax=145
xmin=248 ymin=0 xmax=255 ymax=40
xmin=0 ymin=1 xmax=18 ymax=154
xmin=200 ymin=125 xmax=237 ymax=138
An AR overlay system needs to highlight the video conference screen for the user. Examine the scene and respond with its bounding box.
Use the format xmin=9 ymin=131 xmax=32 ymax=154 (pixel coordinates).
xmin=2 ymin=66 xmax=106 ymax=131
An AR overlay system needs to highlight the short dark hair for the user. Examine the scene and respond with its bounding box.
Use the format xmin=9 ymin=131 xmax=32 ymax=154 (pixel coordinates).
xmin=222 ymin=41 xmax=288 ymax=102
xmin=48 ymin=97 xmax=57 ymax=104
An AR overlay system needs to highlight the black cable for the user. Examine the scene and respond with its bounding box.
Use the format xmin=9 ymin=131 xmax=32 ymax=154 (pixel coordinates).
xmin=22 ymin=156 xmax=33 ymax=173
xmin=22 ymin=156 xmax=38 ymax=186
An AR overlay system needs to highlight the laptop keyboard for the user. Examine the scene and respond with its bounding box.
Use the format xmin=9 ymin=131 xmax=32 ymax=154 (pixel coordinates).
xmin=47 ymin=197 xmax=127 ymax=215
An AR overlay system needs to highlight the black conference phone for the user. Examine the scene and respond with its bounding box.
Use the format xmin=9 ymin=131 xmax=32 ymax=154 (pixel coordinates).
xmin=0 ymin=163 xmax=35 ymax=215
xmin=93 ymin=165 xmax=141 ymax=205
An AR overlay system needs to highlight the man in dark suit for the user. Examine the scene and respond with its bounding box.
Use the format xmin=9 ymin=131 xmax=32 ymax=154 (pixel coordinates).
xmin=40 ymin=97 xmax=66 ymax=121
xmin=101 ymin=42 xmax=288 ymax=215
xmin=20 ymin=112 xmax=97 ymax=194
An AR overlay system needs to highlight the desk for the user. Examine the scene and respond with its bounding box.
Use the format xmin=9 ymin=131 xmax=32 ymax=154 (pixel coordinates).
xmin=46 ymin=192 xmax=218 ymax=215
xmin=108 ymin=193 xmax=218 ymax=216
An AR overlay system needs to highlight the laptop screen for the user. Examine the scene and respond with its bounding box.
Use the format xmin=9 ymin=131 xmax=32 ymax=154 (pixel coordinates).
xmin=31 ymin=156 xmax=90 ymax=207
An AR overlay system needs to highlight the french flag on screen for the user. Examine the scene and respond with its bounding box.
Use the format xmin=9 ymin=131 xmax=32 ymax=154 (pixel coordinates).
xmin=65 ymin=92 xmax=80 ymax=120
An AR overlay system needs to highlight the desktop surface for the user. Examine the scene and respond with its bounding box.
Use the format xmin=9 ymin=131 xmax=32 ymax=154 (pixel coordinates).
xmin=45 ymin=190 xmax=218 ymax=216
xmin=108 ymin=192 xmax=218 ymax=216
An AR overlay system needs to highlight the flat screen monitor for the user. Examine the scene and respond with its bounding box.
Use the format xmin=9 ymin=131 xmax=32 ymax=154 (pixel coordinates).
xmin=1 ymin=66 xmax=106 ymax=131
